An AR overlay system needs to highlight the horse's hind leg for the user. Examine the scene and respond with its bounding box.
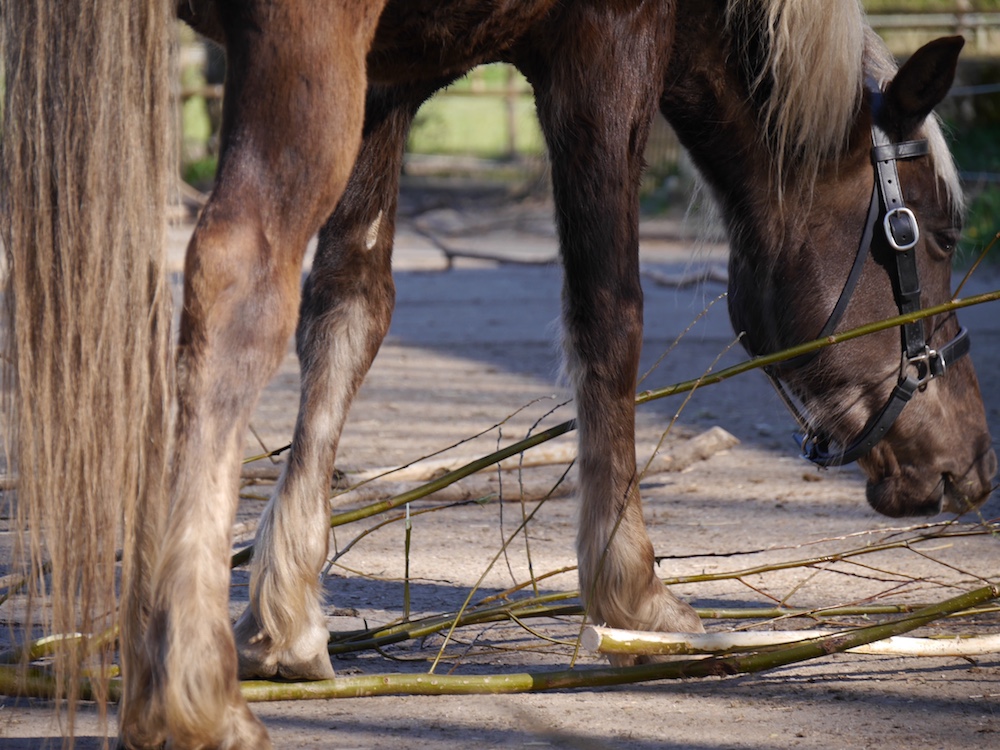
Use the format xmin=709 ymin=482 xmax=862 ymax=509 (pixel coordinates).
xmin=527 ymin=5 xmax=703 ymax=664
xmin=118 ymin=3 xmax=385 ymax=748
xmin=233 ymin=83 xmax=429 ymax=681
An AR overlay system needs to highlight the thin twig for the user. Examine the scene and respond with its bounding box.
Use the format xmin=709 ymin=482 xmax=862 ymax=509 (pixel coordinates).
xmin=954 ymin=231 xmax=998 ymax=297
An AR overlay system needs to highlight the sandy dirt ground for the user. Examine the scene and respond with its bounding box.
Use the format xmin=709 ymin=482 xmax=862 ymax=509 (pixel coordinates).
xmin=2 ymin=182 xmax=999 ymax=749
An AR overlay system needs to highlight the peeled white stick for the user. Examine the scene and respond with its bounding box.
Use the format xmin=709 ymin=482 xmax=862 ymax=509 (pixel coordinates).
xmin=581 ymin=626 xmax=1000 ymax=658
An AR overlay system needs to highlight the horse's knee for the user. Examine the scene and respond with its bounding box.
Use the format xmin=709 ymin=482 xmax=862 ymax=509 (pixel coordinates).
xmin=181 ymin=206 xmax=304 ymax=375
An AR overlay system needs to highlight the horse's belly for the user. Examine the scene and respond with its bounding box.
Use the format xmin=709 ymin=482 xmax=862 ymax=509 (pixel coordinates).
xmin=367 ymin=0 xmax=559 ymax=82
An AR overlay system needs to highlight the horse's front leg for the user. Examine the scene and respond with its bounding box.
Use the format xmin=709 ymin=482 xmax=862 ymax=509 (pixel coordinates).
xmin=118 ymin=3 xmax=385 ymax=748
xmin=233 ymin=83 xmax=430 ymax=681
xmin=527 ymin=5 xmax=703 ymax=665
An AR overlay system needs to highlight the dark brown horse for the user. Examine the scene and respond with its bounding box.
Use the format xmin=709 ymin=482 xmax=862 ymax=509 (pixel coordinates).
xmin=1 ymin=1 xmax=994 ymax=748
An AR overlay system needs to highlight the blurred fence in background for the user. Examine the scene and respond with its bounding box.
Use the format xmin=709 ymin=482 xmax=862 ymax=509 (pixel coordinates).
xmin=178 ymin=11 xmax=1000 ymax=199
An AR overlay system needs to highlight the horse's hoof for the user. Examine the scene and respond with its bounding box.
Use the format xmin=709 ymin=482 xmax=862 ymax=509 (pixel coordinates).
xmin=115 ymin=737 xmax=164 ymax=750
xmin=235 ymin=610 xmax=335 ymax=681
xmin=218 ymin=702 xmax=273 ymax=750
xmin=276 ymin=649 xmax=336 ymax=681
xmin=119 ymin=702 xmax=270 ymax=750
xmin=652 ymin=583 xmax=705 ymax=634
xmin=239 ymin=645 xmax=335 ymax=681
xmin=604 ymin=582 xmax=704 ymax=667
xmin=237 ymin=634 xmax=335 ymax=681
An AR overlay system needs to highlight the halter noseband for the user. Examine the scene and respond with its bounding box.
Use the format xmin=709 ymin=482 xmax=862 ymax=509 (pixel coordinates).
xmin=764 ymin=80 xmax=971 ymax=468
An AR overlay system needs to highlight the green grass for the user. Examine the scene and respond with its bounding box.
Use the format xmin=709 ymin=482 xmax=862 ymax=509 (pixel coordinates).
xmin=407 ymin=95 xmax=543 ymax=158
xmin=407 ymin=65 xmax=543 ymax=158
xmin=183 ymin=156 xmax=218 ymax=190
xmin=963 ymin=187 xmax=1000 ymax=255
xmin=944 ymin=122 xmax=1000 ymax=258
xmin=948 ymin=124 xmax=1000 ymax=172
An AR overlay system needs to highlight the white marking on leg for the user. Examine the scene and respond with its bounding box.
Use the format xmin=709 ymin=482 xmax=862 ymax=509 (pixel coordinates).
xmin=364 ymin=209 xmax=383 ymax=250
xmin=245 ymin=295 xmax=377 ymax=675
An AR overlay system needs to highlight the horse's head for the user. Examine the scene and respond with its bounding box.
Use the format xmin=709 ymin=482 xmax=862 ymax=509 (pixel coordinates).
xmin=802 ymin=36 xmax=996 ymax=517
xmin=663 ymin=6 xmax=996 ymax=518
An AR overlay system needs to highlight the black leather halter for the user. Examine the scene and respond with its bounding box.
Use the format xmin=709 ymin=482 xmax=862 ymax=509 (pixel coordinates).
xmin=764 ymin=81 xmax=971 ymax=468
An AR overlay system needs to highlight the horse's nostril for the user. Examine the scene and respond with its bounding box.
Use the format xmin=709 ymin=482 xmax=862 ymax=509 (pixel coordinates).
xmin=939 ymin=442 xmax=998 ymax=514
xmin=940 ymin=473 xmax=977 ymax=515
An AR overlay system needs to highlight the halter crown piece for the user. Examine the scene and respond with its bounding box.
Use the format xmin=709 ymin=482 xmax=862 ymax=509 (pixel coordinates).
xmin=764 ymin=78 xmax=971 ymax=467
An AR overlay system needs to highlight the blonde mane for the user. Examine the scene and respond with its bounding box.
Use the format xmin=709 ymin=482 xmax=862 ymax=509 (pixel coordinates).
xmin=725 ymin=0 xmax=867 ymax=184
xmin=724 ymin=0 xmax=962 ymax=215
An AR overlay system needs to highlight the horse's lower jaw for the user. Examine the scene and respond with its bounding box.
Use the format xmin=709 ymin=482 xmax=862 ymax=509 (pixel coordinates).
xmin=866 ymin=476 xmax=943 ymax=518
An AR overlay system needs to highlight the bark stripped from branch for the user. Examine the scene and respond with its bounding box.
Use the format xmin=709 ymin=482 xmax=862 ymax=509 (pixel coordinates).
xmin=582 ymin=626 xmax=1000 ymax=657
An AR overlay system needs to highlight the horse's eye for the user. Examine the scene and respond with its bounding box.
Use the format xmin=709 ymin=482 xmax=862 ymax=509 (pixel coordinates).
xmin=933 ymin=229 xmax=960 ymax=256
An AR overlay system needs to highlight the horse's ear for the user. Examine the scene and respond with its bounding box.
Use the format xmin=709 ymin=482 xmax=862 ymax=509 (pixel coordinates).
xmin=883 ymin=36 xmax=964 ymax=137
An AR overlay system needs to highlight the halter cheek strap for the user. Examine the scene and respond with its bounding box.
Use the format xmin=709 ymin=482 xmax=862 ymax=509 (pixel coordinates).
xmin=764 ymin=84 xmax=971 ymax=468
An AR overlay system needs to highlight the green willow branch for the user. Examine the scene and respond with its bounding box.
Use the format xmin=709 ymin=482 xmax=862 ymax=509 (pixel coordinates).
xmin=635 ymin=288 xmax=1000 ymax=405
xmin=229 ymin=423 xmax=570 ymax=568
xmin=328 ymin=600 xmax=581 ymax=656
xmin=429 ymin=490 xmax=554 ymax=673
xmin=0 ymin=629 xmax=118 ymax=667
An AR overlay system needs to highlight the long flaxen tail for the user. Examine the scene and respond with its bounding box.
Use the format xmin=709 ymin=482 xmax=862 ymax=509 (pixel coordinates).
xmin=1 ymin=0 xmax=174 ymax=737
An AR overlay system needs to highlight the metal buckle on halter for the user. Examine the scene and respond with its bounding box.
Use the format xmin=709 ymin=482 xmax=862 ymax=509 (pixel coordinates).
xmin=906 ymin=345 xmax=946 ymax=389
xmin=883 ymin=207 xmax=920 ymax=251
xmin=798 ymin=432 xmax=819 ymax=461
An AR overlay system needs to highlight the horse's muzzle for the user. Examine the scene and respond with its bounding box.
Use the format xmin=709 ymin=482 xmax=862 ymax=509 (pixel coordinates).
xmin=865 ymin=439 xmax=997 ymax=518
